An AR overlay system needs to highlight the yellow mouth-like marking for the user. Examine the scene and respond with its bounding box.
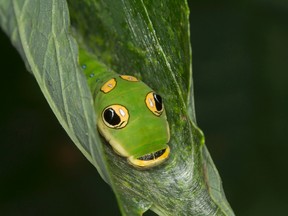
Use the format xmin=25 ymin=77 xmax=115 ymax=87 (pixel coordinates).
xmin=128 ymin=146 xmax=170 ymax=168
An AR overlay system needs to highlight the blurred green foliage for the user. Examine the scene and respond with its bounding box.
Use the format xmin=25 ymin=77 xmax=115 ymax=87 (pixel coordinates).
xmin=190 ymin=1 xmax=288 ymax=215
xmin=0 ymin=0 xmax=287 ymax=215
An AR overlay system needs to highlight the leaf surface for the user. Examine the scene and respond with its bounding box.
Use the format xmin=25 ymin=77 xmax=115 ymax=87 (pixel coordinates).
xmin=0 ymin=0 xmax=234 ymax=215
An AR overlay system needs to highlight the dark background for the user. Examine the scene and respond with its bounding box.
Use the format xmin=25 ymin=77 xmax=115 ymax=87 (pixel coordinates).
xmin=1 ymin=1 xmax=287 ymax=215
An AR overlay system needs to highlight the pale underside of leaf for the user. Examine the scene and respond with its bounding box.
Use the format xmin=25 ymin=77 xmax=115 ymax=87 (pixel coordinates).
xmin=0 ymin=0 xmax=234 ymax=215
xmin=0 ymin=0 xmax=111 ymax=182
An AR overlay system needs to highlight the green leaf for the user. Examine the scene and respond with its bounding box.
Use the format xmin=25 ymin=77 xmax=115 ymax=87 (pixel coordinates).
xmin=0 ymin=0 xmax=234 ymax=215
xmin=0 ymin=0 xmax=110 ymax=183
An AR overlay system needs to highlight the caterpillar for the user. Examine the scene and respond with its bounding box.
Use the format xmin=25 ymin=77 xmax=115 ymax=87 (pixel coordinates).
xmin=79 ymin=49 xmax=170 ymax=168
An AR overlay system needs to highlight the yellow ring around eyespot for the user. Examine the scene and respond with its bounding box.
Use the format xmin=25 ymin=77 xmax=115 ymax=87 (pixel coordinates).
xmin=145 ymin=92 xmax=162 ymax=116
xmin=120 ymin=75 xmax=138 ymax=82
xmin=102 ymin=104 xmax=129 ymax=129
xmin=101 ymin=78 xmax=117 ymax=93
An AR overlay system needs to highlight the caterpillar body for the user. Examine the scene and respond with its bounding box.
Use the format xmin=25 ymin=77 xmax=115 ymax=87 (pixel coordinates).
xmin=79 ymin=49 xmax=170 ymax=168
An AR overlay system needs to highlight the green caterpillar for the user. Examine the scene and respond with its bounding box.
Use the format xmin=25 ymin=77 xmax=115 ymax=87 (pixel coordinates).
xmin=79 ymin=49 xmax=170 ymax=168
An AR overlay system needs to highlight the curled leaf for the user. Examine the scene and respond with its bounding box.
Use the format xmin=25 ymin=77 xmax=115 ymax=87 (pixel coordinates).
xmin=0 ymin=0 xmax=234 ymax=215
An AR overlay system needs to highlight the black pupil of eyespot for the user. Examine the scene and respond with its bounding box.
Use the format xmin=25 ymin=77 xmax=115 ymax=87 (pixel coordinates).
xmin=153 ymin=93 xmax=163 ymax=111
xmin=104 ymin=108 xmax=121 ymax=126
